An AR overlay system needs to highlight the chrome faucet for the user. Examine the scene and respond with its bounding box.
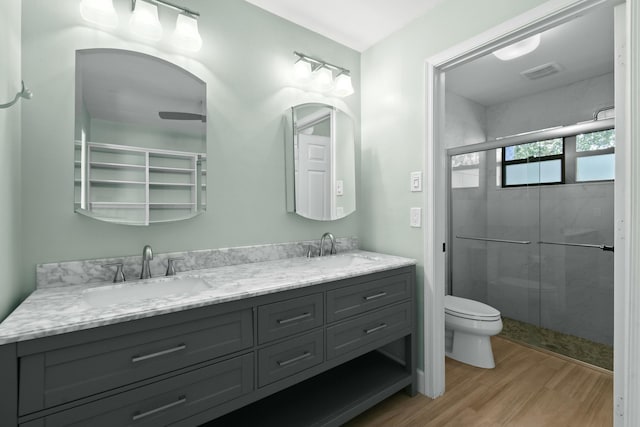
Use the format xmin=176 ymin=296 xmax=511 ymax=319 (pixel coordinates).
xmin=140 ymin=244 xmax=153 ymax=279
xmin=319 ymin=232 xmax=336 ymax=256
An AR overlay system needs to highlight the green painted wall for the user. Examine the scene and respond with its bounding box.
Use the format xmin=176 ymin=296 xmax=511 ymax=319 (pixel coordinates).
xmin=0 ymin=1 xmax=24 ymax=320
xmin=20 ymin=0 xmax=361 ymax=289
xmin=359 ymin=0 xmax=548 ymax=370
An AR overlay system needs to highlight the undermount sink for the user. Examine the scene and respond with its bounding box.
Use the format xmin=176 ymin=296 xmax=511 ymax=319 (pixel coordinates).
xmin=309 ymin=253 xmax=379 ymax=268
xmin=82 ymin=277 xmax=211 ymax=308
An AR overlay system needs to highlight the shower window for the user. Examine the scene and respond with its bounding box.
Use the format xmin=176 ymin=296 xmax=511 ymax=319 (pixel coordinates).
xmin=502 ymin=138 xmax=564 ymax=187
xmin=575 ymin=129 xmax=616 ymax=182
xmin=451 ymin=152 xmax=480 ymax=188
xmin=501 ymin=129 xmax=615 ymax=187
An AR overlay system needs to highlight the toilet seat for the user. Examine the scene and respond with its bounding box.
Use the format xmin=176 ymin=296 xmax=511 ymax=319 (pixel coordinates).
xmin=445 ymin=295 xmax=501 ymax=322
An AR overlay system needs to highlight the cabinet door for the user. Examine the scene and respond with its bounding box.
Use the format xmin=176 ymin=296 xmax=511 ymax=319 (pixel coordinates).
xmin=326 ymin=302 xmax=411 ymax=360
xmin=31 ymin=354 xmax=253 ymax=427
xmin=258 ymin=330 xmax=324 ymax=387
xmin=19 ymin=309 xmax=253 ymax=415
xmin=258 ymin=293 xmax=323 ymax=344
xmin=326 ymin=272 xmax=411 ymax=322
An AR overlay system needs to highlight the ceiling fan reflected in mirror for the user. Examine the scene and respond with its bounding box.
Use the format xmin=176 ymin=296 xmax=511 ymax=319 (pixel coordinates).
xmin=158 ymin=111 xmax=206 ymax=122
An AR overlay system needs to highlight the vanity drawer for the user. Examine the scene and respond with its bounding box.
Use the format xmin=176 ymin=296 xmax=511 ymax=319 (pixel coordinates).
xmin=326 ymin=271 xmax=411 ymax=322
xmin=19 ymin=309 xmax=253 ymax=415
xmin=21 ymin=353 xmax=254 ymax=427
xmin=258 ymin=330 xmax=324 ymax=387
xmin=257 ymin=293 xmax=323 ymax=344
xmin=326 ymin=302 xmax=411 ymax=360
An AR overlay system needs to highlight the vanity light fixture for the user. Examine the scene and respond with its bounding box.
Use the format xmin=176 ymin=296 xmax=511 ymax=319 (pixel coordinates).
xmin=493 ymin=34 xmax=542 ymax=61
xmin=130 ymin=0 xmax=163 ymax=41
xmin=81 ymin=0 xmax=203 ymax=52
xmin=292 ymin=52 xmax=354 ymax=97
xmin=173 ymin=12 xmax=202 ymax=52
xmin=333 ymin=73 xmax=354 ymax=97
xmin=80 ymin=0 xmax=118 ymax=29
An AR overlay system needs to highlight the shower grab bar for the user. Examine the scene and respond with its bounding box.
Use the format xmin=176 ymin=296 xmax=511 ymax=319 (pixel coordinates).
xmin=537 ymin=241 xmax=614 ymax=252
xmin=455 ymin=235 xmax=531 ymax=245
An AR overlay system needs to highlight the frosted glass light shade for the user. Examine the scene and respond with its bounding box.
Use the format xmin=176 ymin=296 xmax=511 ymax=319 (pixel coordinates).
xmin=312 ymin=67 xmax=334 ymax=93
xmin=333 ymin=73 xmax=354 ymax=97
xmin=173 ymin=14 xmax=202 ymax=52
xmin=493 ymin=34 xmax=541 ymax=61
xmin=293 ymin=60 xmax=312 ymax=84
xmin=80 ymin=0 xmax=118 ymax=29
xmin=130 ymin=0 xmax=163 ymax=41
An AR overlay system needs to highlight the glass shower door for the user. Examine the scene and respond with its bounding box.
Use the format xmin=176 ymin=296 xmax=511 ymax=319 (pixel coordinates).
xmin=538 ymin=130 xmax=615 ymax=347
xmin=450 ymin=148 xmax=540 ymax=327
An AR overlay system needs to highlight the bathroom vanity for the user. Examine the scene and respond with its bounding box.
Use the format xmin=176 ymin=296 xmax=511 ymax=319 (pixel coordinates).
xmin=0 ymin=250 xmax=416 ymax=426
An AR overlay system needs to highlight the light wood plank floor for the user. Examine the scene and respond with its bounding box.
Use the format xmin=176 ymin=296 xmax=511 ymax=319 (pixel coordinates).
xmin=345 ymin=337 xmax=613 ymax=427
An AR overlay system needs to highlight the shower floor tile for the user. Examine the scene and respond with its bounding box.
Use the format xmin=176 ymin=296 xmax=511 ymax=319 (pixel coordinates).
xmin=500 ymin=317 xmax=613 ymax=371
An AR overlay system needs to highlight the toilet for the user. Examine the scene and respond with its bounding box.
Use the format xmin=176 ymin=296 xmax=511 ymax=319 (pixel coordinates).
xmin=444 ymin=295 xmax=503 ymax=369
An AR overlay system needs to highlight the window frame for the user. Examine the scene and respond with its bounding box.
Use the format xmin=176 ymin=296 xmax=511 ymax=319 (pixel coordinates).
xmin=501 ymin=127 xmax=614 ymax=188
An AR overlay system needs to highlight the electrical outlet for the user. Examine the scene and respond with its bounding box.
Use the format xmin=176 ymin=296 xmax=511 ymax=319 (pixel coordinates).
xmin=410 ymin=207 xmax=421 ymax=227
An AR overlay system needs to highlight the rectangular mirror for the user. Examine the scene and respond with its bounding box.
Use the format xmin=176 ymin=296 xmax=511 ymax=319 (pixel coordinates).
xmin=74 ymin=49 xmax=207 ymax=225
xmin=285 ymin=103 xmax=356 ymax=221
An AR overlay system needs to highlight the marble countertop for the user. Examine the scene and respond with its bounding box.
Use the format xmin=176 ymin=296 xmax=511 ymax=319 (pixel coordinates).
xmin=0 ymin=250 xmax=415 ymax=345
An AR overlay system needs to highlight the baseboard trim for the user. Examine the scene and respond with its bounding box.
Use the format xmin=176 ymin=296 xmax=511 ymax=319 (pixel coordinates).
xmin=417 ymin=368 xmax=426 ymax=396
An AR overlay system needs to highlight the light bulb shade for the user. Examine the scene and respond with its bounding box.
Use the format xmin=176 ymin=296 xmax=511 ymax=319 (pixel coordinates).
xmin=293 ymin=60 xmax=312 ymax=84
xmin=80 ymin=0 xmax=118 ymax=28
xmin=333 ymin=73 xmax=354 ymax=97
xmin=312 ymin=67 xmax=334 ymax=93
xmin=130 ymin=0 xmax=163 ymax=41
xmin=173 ymin=13 xmax=202 ymax=52
xmin=493 ymin=34 xmax=541 ymax=61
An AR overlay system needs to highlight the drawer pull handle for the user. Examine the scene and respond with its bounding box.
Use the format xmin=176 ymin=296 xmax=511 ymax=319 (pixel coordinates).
xmin=132 ymin=344 xmax=187 ymax=363
xmin=132 ymin=395 xmax=187 ymax=421
xmin=364 ymin=323 xmax=388 ymax=335
xmin=277 ymin=351 xmax=312 ymax=367
xmin=277 ymin=312 xmax=312 ymax=325
xmin=364 ymin=291 xmax=387 ymax=301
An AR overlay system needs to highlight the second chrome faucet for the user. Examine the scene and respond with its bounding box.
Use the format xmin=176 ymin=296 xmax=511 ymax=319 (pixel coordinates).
xmin=140 ymin=244 xmax=153 ymax=279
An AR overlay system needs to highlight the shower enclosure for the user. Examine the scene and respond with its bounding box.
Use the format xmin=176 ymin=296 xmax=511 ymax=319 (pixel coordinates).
xmin=448 ymin=121 xmax=615 ymax=368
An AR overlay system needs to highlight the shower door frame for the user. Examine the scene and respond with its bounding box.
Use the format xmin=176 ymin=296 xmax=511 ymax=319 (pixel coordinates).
xmin=445 ymin=119 xmax=616 ymax=340
xmin=422 ymin=2 xmax=633 ymax=426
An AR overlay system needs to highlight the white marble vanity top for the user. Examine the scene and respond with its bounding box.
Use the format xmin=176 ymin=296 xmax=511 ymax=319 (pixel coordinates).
xmin=0 ymin=250 xmax=415 ymax=345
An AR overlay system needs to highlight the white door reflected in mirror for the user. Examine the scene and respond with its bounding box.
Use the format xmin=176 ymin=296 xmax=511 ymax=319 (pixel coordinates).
xmin=285 ymin=103 xmax=356 ymax=221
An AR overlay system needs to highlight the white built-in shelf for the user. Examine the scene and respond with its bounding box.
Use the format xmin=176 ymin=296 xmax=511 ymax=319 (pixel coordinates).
xmin=90 ymin=179 xmax=146 ymax=185
xmin=75 ymin=141 xmax=206 ymax=225
xmin=91 ymin=161 xmax=146 ymax=170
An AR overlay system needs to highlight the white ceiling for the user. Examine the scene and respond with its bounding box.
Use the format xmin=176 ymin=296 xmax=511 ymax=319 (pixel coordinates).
xmin=445 ymin=6 xmax=614 ymax=106
xmin=244 ymin=0 xmax=445 ymax=52
xmin=245 ymin=1 xmax=614 ymax=107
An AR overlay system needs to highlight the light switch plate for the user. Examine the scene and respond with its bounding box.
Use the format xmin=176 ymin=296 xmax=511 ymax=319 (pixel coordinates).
xmin=410 ymin=171 xmax=422 ymax=192
xmin=410 ymin=207 xmax=421 ymax=227
xmin=336 ymin=180 xmax=344 ymax=196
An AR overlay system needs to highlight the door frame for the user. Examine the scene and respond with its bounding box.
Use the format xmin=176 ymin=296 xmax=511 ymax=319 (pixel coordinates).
xmin=423 ymin=1 xmax=635 ymax=425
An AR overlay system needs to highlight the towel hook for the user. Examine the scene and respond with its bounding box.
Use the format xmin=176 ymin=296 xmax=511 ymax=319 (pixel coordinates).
xmin=0 ymin=81 xmax=33 ymax=109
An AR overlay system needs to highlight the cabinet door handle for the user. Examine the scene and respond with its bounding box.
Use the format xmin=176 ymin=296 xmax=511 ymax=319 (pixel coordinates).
xmin=132 ymin=344 xmax=187 ymax=363
xmin=277 ymin=312 xmax=312 ymax=325
xmin=364 ymin=291 xmax=387 ymax=301
xmin=132 ymin=395 xmax=187 ymax=421
xmin=364 ymin=323 xmax=388 ymax=335
xmin=277 ymin=352 xmax=312 ymax=367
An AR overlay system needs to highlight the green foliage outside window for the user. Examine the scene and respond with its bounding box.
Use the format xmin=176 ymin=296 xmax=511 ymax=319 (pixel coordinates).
xmin=576 ymin=129 xmax=616 ymax=152
xmin=505 ymin=138 xmax=563 ymax=161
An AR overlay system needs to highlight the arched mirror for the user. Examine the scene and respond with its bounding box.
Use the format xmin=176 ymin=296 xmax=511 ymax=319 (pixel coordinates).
xmin=285 ymin=103 xmax=356 ymax=221
xmin=74 ymin=49 xmax=207 ymax=226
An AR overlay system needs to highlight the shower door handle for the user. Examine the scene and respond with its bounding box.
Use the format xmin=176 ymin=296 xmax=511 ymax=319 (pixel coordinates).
xmin=537 ymin=241 xmax=614 ymax=252
xmin=456 ymin=235 xmax=531 ymax=245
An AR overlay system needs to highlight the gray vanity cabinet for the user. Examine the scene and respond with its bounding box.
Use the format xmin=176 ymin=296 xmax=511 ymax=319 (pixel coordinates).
xmin=5 ymin=265 xmax=416 ymax=427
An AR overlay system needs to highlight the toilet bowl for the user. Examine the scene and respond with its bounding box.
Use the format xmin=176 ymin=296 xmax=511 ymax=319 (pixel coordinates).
xmin=444 ymin=295 xmax=503 ymax=369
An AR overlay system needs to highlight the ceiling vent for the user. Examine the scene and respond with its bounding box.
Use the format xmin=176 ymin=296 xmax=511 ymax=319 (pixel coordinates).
xmin=521 ymin=62 xmax=562 ymax=80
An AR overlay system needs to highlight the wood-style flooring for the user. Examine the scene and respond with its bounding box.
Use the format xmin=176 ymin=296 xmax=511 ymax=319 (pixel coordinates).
xmin=345 ymin=336 xmax=613 ymax=427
